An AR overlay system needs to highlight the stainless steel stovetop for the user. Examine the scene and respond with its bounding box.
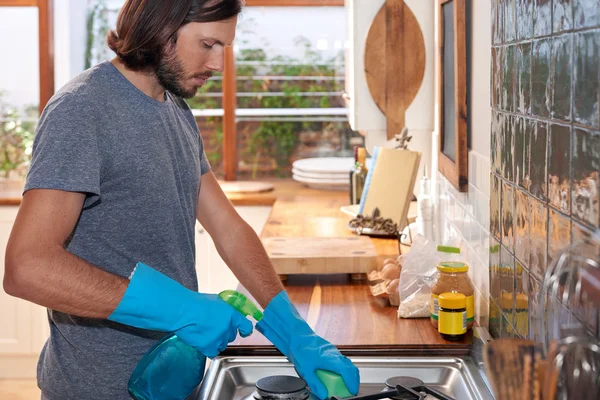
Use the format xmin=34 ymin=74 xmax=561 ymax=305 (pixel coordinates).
xmin=196 ymin=356 xmax=494 ymax=400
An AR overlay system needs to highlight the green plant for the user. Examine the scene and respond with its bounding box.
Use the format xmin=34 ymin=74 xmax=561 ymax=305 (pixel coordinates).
xmin=236 ymin=37 xmax=346 ymax=177
xmin=0 ymin=92 xmax=37 ymax=179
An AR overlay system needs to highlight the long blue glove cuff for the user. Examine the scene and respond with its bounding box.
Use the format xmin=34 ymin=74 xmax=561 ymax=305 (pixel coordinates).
xmin=256 ymin=290 xmax=360 ymax=399
xmin=108 ymin=262 xmax=195 ymax=332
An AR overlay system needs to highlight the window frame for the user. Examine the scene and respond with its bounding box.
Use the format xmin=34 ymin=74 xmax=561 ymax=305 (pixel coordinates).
xmin=221 ymin=0 xmax=345 ymax=180
xmin=0 ymin=0 xmax=54 ymax=115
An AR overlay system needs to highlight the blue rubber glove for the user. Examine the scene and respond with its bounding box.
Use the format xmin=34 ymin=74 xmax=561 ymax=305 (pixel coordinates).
xmin=256 ymin=291 xmax=360 ymax=399
xmin=108 ymin=262 xmax=253 ymax=358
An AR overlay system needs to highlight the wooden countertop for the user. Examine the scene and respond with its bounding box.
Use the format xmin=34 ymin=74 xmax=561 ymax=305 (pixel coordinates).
xmin=227 ymin=186 xmax=473 ymax=355
xmin=0 ymin=179 xmax=305 ymax=207
xmin=2 ymin=177 xmax=472 ymax=353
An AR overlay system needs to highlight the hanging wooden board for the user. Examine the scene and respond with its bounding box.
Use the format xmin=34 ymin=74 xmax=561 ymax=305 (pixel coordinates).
xmin=364 ymin=1 xmax=426 ymax=139
xmin=262 ymin=236 xmax=378 ymax=275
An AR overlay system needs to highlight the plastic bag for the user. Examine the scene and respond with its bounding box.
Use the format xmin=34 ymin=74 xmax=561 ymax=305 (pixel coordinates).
xmin=396 ymin=235 xmax=462 ymax=318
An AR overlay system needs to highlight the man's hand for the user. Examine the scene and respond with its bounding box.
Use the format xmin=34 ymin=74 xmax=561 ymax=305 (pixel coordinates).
xmin=256 ymin=291 xmax=360 ymax=399
xmin=108 ymin=262 xmax=252 ymax=357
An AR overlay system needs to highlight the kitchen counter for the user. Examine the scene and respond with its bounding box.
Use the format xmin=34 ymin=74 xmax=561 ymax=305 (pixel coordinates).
xmin=0 ymin=179 xmax=322 ymax=207
xmin=1 ymin=178 xmax=472 ymax=353
xmin=227 ymin=187 xmax=473 ymax=356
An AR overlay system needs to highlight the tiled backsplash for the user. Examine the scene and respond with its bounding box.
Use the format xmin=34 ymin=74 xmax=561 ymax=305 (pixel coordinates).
xmin=436 ymin=151 xmax=491 ymax=329
xmin=490 ymin=0 xmax=600 ymax=340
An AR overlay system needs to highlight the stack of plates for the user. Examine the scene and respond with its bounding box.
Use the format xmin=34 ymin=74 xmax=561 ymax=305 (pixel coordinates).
xmin=292 ymin=157 xmax=371 ymax=191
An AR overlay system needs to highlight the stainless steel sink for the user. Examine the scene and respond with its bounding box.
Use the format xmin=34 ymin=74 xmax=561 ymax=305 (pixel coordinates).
xmin=196 ymin=356 xmax=494 ymax=399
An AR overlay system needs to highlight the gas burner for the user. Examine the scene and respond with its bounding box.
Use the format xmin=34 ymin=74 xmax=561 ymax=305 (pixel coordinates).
xmin=253 ymin=375 xmax=310 ymax=400
xmin=385 ymin=377 xmax=425 ymax=390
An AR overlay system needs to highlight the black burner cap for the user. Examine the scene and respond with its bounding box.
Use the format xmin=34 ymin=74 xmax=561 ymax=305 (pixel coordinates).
xmin=385 ymin=376 xmax=424 ymax=389
xmin=256 ymin=375 xmax=307 ymax=394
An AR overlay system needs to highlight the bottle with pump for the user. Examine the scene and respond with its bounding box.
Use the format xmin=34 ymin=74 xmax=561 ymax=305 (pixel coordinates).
xmin=416 ymin=166 xmax=433 ymax=240
xmin=350 ymin=147 xmax=368 ymax=205
xmin=349 ymin=146 xmax=358 ymax=205
xmin=128 ymin=290 xmax=353 ymax=400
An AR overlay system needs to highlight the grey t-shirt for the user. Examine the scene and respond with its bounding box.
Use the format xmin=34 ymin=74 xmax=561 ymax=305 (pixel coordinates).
xmin=24 ymin=60 xmax=211 ymax=399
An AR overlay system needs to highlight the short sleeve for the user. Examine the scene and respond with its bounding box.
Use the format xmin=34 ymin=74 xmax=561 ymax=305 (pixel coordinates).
xmin=24 ymin=93 xmax=103 ymax=207
xmin=199 ymin=134 xmax=211 ymax=176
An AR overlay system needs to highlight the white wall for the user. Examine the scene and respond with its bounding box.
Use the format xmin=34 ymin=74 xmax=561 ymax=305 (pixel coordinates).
xmin=54 ymin=0 xmax=88 ymax=90
xmin=469 ymin=0 xmax=492 ymax=160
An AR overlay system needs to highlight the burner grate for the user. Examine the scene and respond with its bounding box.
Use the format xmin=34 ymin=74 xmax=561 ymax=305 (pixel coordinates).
xmin=330 ymin=376 xmax=456 ymax=400
xmin=252 ymin=375 xmax=310 ymax=400
xmin=247 ymin=375 xmax=456 ymax=400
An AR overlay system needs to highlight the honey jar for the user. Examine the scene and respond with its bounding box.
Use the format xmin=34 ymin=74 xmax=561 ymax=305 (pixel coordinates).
xmin=430 ymin=262 xmax=475 ymax=330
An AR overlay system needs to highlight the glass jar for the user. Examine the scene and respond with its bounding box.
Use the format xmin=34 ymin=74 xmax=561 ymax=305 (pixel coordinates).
xmin=437 ymin=292 xmax=467 ymax=341
xmin=430 ymin=262 xmax=475 ymax=330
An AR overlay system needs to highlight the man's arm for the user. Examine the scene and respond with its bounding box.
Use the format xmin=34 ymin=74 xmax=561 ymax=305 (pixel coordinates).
xmin=3 ymin=189 xmax=128 ymax=319
xmin=196 ymin=171 xmax=284 ymax=308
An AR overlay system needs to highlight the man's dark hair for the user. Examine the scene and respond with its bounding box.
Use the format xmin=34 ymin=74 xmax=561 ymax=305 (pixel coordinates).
xmin=107 ymin=0 xmax=243 ymax=70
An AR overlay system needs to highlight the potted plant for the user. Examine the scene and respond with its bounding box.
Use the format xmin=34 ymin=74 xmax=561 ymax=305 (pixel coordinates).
xmin=0 ymin=91 xmax=36 ymax=192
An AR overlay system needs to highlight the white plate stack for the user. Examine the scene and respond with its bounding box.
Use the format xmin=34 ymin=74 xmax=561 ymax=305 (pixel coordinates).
xmin=291 ymin=157 xmax=357 ymax=191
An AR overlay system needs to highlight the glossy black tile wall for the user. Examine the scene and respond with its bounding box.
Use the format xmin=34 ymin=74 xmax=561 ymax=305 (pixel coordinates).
xmin=572 ymin=128 xmax=600 ymax=229
xmin=553 ymin=0 xmax=572 ymax=33
xmin=517 ymin=0 xmax=535 ymax=40
xmin=532 ymin=39 xmax=552 ymax=117
xmin=516 ymin=118 xmax=533 ymax=190
xmin=548 ymin=124 xmax=571 ymax=213
xmin=551 ymin=35 xmax=572 ymax=121
xmin=530 ymin=195 xmax=548 ymax=281
xmin=517 ymin=43 xmax=532 ymax=114
xmin=530 ymin=121 xmax=548 ymax=200
xmin=573 ymin=31 xmax=600 ymax=129
xmin=573 ymin=0 xmax=600 ymax=29
xmin=534 ymin=0 xmax=552 ymax=38
xmin=490 ymin=0 xmax=600 ymax=340
xmin=502 ymin=181 xmax=516 ymax=252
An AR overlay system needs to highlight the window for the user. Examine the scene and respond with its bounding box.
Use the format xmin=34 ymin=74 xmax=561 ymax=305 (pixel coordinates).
xmin=0 ymin=0 xmax=53 ymax=180
xmin=189 ymin=4 xmax=364 ymax=180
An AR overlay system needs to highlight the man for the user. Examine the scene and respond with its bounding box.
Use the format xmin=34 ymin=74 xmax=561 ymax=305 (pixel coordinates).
xmin=2 ymin=1 xmax=359 ymax=399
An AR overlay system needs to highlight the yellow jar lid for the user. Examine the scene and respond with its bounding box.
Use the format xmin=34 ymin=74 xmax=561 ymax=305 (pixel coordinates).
xmin=437 ymin=261 xmax=469 ymax=273
xmin=501 ymin=291 xmax=514 ymax=309
xmin=438 ymin=292 xmax=466 ymax=309
xmin=516 ymin=293 xmax=529 ymax=309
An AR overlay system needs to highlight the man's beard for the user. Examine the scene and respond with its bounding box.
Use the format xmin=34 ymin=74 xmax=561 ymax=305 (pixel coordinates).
xmin=155 ymin=45 xmax=211 ymax=99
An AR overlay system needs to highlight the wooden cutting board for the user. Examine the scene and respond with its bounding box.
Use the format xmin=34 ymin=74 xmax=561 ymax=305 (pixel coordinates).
xmin=364 ymin=0 xmax=426 ymax=139
xmin=218 ymin=181 xmax=274 ymax=193
xmin=262 ymin=236 xmax=378 ymax=275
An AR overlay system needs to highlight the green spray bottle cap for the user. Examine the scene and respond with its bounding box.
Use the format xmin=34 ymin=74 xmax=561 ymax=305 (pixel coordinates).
xmin=218 ymin=290 xmax=264 ymax=321
xmin=218 ymin=290 xmax=354 ymax=399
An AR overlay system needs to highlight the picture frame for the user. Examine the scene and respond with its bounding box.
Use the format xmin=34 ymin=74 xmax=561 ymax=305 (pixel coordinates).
xmin=437 ymin=0 xmax=468 ymax=192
